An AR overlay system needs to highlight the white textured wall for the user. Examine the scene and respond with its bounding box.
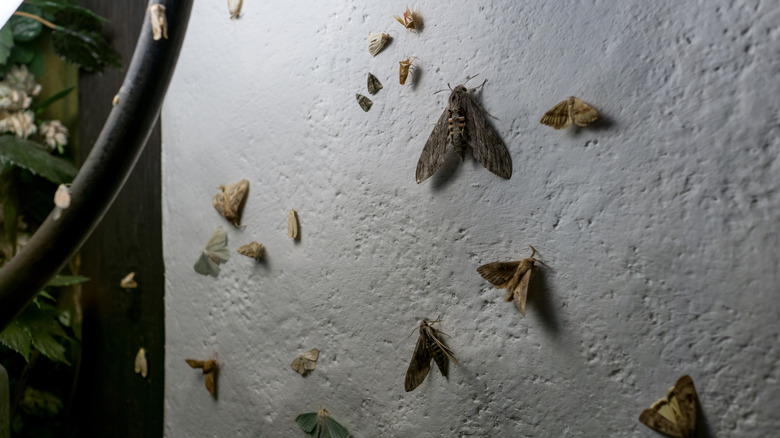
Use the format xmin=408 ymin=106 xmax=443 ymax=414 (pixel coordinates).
xmin=162 ymin=1 xmax=780 ymax=436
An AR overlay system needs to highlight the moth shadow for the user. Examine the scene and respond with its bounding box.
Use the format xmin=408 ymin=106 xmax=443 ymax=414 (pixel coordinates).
xmin=695 ymin=400 xmax=714 ymax=438
xmin=429 ymin=151 xmax=463 ymax=191
xmin=569 ymin=113 xmax=614 ymax=133
xmin=410 ymin=65 xmax=423 ymax=91
xmin=527 ymin=269 xmax=560 ymax=337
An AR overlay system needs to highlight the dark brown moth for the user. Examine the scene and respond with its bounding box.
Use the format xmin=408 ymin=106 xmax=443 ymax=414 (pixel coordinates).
xmin=540 ymin=96 xmax=599 ymax=129
xmin=186 ymin=358 xmax=218 ymax=397
xmin=639 ymin=375 xmax=698 ymax=438
xmin=404 ymin=319 xmax=458 ymax=392
xmin=237 ymin=241 xmax=264 ymax=260
xmin=212 ymin=179 xmax=249 ymax=227
xmin=356 ymin=93 xmax=373 ymax=112
xmin=476 ymin=246 xmax=544 ymax=317
xmin=416 ymin=80 xmax=513 ymax=183
xmin=398 ymin=57 xmax=418 ymax=85
xmin=367 ymin=73 xmax=383 ymax=95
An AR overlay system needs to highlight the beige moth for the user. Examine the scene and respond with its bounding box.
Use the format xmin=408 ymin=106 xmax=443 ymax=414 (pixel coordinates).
xmin=237 ymin=241 xmax=264 ymax=260
xmin=290 ymin=348 xmax=319 ymax=375
xmin=367 ymin=33 xmax=391 ymax=56
xmin=134 ymin=348 xmax=148 ymax=378
xmin=540 ymin=96 xmax=599 ymax=129
xmin=476 ymin=246 xmax=545 ymax=317
xmin=639 ymin=375 xmax=698 ymax=438
xmin=212 ymin=179 xmax=249 ymax=227
xmin=288 ymin=210 xmax=299 ymax=239
xmin=120 ymin=272 xmax=138 ymax=289
xmin=148 ymin=4 xmax=168 ymax=41
xmin=186 ymin=358 xmax=218 ymax=397
xmin=227 ymin=0 xmax=242 ymax=19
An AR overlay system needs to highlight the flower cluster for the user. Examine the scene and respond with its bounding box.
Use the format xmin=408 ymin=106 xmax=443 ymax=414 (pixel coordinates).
xmin=0 ymin=65 xmax=69 ymax=153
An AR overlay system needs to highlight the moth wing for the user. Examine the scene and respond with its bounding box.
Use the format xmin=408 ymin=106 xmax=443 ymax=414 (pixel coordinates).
xmin=431 ymin=343 xmax=448 ymax=378
xmin=185 ymin=359 xmax=204 ymax=369
xmin=288 ymin=210 xmax=299 ymax=238
xmin=204 ymin=371 xmax=216 ymax=396
xmin=322 ymin=417 xmax=350 ymax=438
xmin=513 ymin=267 xmax=533 ymax=316
xmin=212 ymin=191 xmax=228 ymax=218
xmin=194 ymin=252 xmax=220 ymax=277
xmin=415 ymin=108 xmax=451 ymax=183
xmin=225 ymin=179 xmax=249 ymax=222
xmin=204 ymin=227 xmax=231 ymax=262
xmin=120 ymin=272 xmax=137 ymax=288
xmin=669 ymin=375 xmax=698 ymax=437
xmin=477 ymin=261 xmax=521 ymax=288
xmin=296 ymin=412 xmax=319 ymax=434
xmin=301 ymin=348 xmax=319 ymax=362
xmin=464 ymin=95 xmax=513 ymax=179
xmin=404 ymin=334 xmax=432 ymax=391
xmin=540 ymin=100 xmax=571 ymax=129
xmin=134 ymin=348 xmax=147 ymax=378
xmin=570 ymin=97 xmax=599 ymax=127
xmin=290 ymin=357 xmax=306 ymax=374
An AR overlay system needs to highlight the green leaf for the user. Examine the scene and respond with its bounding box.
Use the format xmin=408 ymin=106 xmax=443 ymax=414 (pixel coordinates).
xmin=32 ymin=86 xmax=74 ymax=115
xmin=46 ymin=274 xmax=89 ymax=287
xmin=16 ymin=302 xmax=69 ymax=364
xmin=0 ymin=320 xmax=32 ymax=361
xmin=0 ymin=24 xmax=14 ymax=65
xmin=0 ymin=136 xmax=78 ymax=184
xmin=8 ymin=43 xmax=35 ymax=65
xmin=51 ymin=27 xmax=121 ymax=72
xmin=30 ymin=1 xmax=107 ymax=27
xmin=9 ymin=4 xmax=44 ymax=42
xmin=28 ymin=325 xmax=68 ymax=364
xmin=27 ymin=50 xmax=45 ymax=76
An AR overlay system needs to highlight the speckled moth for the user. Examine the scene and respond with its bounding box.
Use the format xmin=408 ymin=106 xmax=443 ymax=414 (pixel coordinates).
xmin=405 ymin=319 xmax=458 ymax=392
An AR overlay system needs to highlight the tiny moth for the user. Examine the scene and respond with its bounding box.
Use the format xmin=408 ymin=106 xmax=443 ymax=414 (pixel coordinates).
xmin=290 ymin=348 xmax=319 ymax=375
xmin=185 ymin=358 xmax=218 ymax=397
xmin=212 ymin=179 xmax=249 ymax=227
xmin=53 ymin=183 xmax=71 ymax=220
xmin=356 ymin=93 xmax=373 ymax=112
xmin=134 ymin=348 xmax=148 ymax=378
xmin=227 ymin=0 xmax=242 ymax=19
xmin=367 ymin=73 xmax=383 ymax=95
xmin=540 ymin=96 xmax=599 ymax=129
xmin=416 ymin=79 xmax=512 ymax=183
xmin=476 ymin=246 xmax=545 ymax=317
xmin=639 ymin=375 xmax=698 ymax=438
xmin=288 ymin=210 xmax=299 ymax=239
xmin=148 ymin=4 xmax=168 ymax=41
xmin=394 ymin=6 xmax=420 ymax=33
xmin=237 ymin=241 xmax=264 ymax=260
xmin=193 ymin=227 xmax=231 ymax=277
xmin=367 ymin=33 xmax=391 ymax=56
xmin=405 ymin=319 xmax=458 ymax=392
xmin=398 ymin=56 xmax=418 ymax=86
xmin=296 ymin=408 xmax=349 ymax=438
xmin=120 ymin=272 xmax=138 ymax=289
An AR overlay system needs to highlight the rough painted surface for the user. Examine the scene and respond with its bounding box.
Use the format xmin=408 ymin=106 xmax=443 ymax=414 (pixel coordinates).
xmin=162 ymin=1 xmax=780 ymax=436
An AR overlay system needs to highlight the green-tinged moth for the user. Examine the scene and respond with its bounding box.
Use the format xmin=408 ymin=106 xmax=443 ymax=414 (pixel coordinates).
xmin=296 ymin=408 xmax=349 ymax=438
xmin=194 ymin=227 xmax=231 ymax=277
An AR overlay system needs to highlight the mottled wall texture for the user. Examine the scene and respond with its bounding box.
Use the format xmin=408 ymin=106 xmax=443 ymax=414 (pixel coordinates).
xmin=162 ymin=1 xmax=779 ymax=436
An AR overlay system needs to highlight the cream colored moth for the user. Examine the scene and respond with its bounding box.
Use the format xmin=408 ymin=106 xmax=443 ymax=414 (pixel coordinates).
xmin=288 ymin=210 xmax=299 ymax=239
xmin=540 ymin=96 xmax=599 ymax=129
xmin=227 ymin=0 xmax=243 ymax=19
xmin=476 ymin=246 xmax=546 ymax=317
xmin=134 ymin=348 xmax=148 ymax=378
xmin=290 ymin=348 xmax=319 ymax=375
xmin=212 ymin=179 xmax=249 ymax=227
xmin=148 ymin=4 xmax=168 ymax=41
xmin=53 ymin=183 xmax=71 ymax=220
xmin=237 ymin=241 xmax=264 ymax=260
xmin=193 ymin=227 xmax=231 ymax=277
xmin=639 ymin=375 xmax=698 ymax=438
xmin=120 ymin=272 xmax=138 ymax=289
xmin=367 ymin=33 xmax=391 ymax=56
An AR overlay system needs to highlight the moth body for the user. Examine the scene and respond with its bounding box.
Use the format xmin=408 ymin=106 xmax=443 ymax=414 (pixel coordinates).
xmin=398 ymin=57 xmax=417 ymax=85
xmin=446 ymin=91 xmax=469 ymax=160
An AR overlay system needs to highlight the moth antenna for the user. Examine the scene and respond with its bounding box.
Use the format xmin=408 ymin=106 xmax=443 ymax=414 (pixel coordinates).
xmin=464 ymin=74 xmax=480 ymax=85
xmin=529 ymin=246 xmax=537 ymax=258
xmin=433 ymin=87 xmax=450 ymax=95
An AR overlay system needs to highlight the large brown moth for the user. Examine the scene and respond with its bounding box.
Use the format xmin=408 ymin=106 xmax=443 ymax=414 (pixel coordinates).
xmin=134 ymin=347 xmax=148 ymax=378
xmin=394 ymin=6 xmax=420 ymax=33
xmin=120 ymin=272 xmax=138 ymax=289
xmin=356 ymin=93 xmax=373 ymax=112
xmin=416 ymin=79 xmax=513 ymax=183
xmin=212 ymin=179 xmax=248 ymax=227
xmin=404 ymin=319 xmax=458 ymax=392
xmin=288 ymin=210 xmax=299 ymax=239
xmin=476 ymin=246 xmax=545 ymax=317
xmin=193 ymin=227 xmax=231 ymax=277
xmin=237 ymin=241 xmax=264 ymax=260
xmin=296 ymin=408 xmax=349 ymax=438
xmin=367 ymin=33 xmax=391 ymax=57
xmin=398 ymin=56 xmax=418 ymax=86
xmin=367 ymin=73 xmax=383 ymax=95
xmin=639 ymin=375 xmax=698 ymax=438
xmin=227 ymin=0 xmax=242 ymax=19
xmin=186 ymin=358 xmax=218 ymax=397
xmin=290 ymin=348 xmax=319 ymax=375
xmin=148 ymin=4 xmax=168 ymax=41
xmin=540 ymin=96 xmax=599 ymax=129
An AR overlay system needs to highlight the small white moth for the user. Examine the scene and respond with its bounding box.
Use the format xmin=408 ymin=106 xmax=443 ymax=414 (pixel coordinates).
xmin=53 ymin=183 xmax=71 ymax=220
xmin=194 ymin=227 xmax=231 ymax=277
xmin=227 ymin=0 xmax=243 ymax=19
xmin=148 ymin=4 xmax=168 ymax=41
xmin=367 ymin=33 xmax=391 ymax=56
xmin=134 ymin=348 xmax=148 ymax=378
xmin=288 ymin=210 xmax=299 ymax=239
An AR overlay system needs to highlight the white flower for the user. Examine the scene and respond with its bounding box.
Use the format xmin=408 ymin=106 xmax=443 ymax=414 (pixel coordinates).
xmin=0 ymin=112 xmax=10 ymax=134
xmin=0 ymin=83 xmax=30 ymax=111
xmin=3 ymin=65 xmax=41 ymax=97
xmin=39 ymin=120 xmax=69 ymax=152
xmin=7 ymin=110 xmax=37 ymax=139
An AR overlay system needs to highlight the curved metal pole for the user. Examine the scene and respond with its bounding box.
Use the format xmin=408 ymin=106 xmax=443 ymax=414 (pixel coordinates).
xmin=0 ymin=0 xmax=193 ymax=330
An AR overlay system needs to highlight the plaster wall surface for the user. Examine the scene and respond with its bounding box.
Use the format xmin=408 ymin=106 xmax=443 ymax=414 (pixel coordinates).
xmin=161 ymin=1 xmax=780 ymax=436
